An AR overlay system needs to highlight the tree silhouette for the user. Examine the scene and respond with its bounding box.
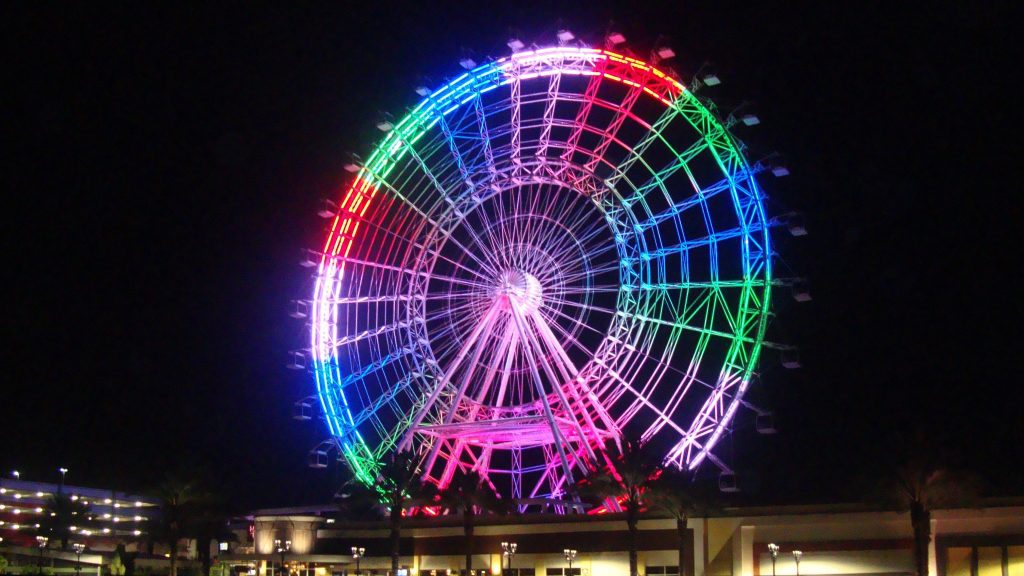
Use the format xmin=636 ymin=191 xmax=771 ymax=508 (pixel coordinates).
xmin=873 ymin=430 xmax=982 ymax=576
xmin=437 ymin=470 xmax=505 ymax=575
xmin=579 ymin=438 xmax=660 ymax=576
xmin=38 ymin=494 xmax=93 ymax=550
xmin=647 ymin=470 xmax=719 ymax=576
xmin=340 ymin=451 xmax=436 ymax=576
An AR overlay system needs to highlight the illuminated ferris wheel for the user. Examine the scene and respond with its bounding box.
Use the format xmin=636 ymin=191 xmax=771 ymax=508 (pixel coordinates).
xmin=298 ymin=35 xmax=789 ymax=509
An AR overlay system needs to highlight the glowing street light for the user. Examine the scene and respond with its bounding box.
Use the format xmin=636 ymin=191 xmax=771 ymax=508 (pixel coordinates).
xmin=73 ymin=543 xmax=86 ymax=575
xmin=768 ymin=543 xmax=780 ymax=576
xmin=792 ymin=551 xmax=803 ymax=576
xmin=563 ymin=549 xmax=577 ymax=575
xmin=275 ymin=539 xmax=292 ymax=576
xmin=37 ymin=535 xmax=50 ymax=572
xmin=59 ymin=467 xmax=69 ymax=493
xmin=501 ymin=542 xmax=518 ymax=573
xmin=351 ymin=546 xmax=365 ymax=576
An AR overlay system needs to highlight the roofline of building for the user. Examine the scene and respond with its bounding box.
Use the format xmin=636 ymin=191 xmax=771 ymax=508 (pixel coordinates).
xmin=249 ymin=498 xmax=1024 ymax=530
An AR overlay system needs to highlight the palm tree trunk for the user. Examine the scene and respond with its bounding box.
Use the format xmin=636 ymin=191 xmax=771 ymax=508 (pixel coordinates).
xmin=628 ymin=508 xmax=639 ymax=576
xmin=170 ymin=541 xmax=179 ymax=576
xmin=911 ymin=502 xmax=931 ymax=576
xmin=200 ymin=539 xmax=212 ymax=576
xmin=677 ymin=516 xmax=688 ymax=576
xmin=390 ymin=505 xmax=402 ymax=576
xmin=464 ymin=507 xmax=475 ymax=576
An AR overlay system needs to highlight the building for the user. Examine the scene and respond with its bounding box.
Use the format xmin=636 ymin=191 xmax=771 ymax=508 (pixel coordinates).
xmin=221 ymin=501 xmax=1023 ymax=576
xmin=0 ymin=476 xmax=159 ymax=574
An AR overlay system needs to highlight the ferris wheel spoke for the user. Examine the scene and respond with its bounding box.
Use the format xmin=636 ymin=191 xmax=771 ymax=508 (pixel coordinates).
xmin=397 ymin=140 xmax=502 ymax=279
xmin=339 ymin=257 xmax=494 ymax=291
xmin=558 ymin=262 xmax=621 ymax=284
xmin=548 ymin=284 xmax=621 ymax=296
xmin=542 ymin=294 xmax=619 ymax=318
xmin=537 ymin=302 xmax=609 ymax=342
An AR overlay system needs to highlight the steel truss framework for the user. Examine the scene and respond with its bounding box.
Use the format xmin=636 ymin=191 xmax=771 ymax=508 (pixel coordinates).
xmin=310 ymin=47 xmax=774 ymax=510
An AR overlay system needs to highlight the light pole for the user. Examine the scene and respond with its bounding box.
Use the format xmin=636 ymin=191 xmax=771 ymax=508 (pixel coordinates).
xmin=792 ymin=551 xmax=803 ymax=576
xmin=37 ymin=535 xmax=49 ymax=574
xmin=351 ymin=547 xmax=365 ymax=576
xmin=73 ymin=543 xmax=86 ymax=576
xmin=59 ymin=468 xmax=69 ymax=494
xmin=562 ymin=549 xmax=576 ymax=576
xmin=501 ymin=542 xmax=517 ymax=574
xmin=768 ymin=544 xmax=779 ymax=576
xmin=275 ymin=539 xmax=291 ymax=576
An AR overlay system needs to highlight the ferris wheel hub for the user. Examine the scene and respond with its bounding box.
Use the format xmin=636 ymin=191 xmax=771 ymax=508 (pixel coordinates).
xmin=495 ymin=269 xmax=543 ymax=314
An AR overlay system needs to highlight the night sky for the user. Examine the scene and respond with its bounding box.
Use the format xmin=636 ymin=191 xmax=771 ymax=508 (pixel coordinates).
xmin=5 ymin=2 xmax=1021 ymax=508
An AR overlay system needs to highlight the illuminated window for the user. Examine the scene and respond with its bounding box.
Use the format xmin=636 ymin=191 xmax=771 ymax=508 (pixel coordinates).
xmin=1008 ymin=547 xmax=1023 ymax=576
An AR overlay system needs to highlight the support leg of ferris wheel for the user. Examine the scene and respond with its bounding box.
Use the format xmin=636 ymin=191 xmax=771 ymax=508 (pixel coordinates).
xmin=398 ymin=300 xmax=502 ymax=457
xmin=514 ymin=308 xmax=599 ymax=465
xmin=418 ymin=304 xmax=505 ymax=486
xmin=465 ymin=324 xmax=518 ymax=478
xmin=433 ymin=321 xmax=518 ymax=492
xmin=528 ymin=305 xmax=621 ymax=452
xmin=508 ymin=296 xmax=580 ymax=500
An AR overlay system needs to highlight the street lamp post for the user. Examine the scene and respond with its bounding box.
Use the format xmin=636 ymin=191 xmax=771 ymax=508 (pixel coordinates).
xmin=768 ymin=544 xmax=780 ymax=576
xmin=501 ymin=542 xmax=517 ymax=574
xmin=37 ymin=535 xmax=49 ymax=574
xmin=275 ymin=539 xmax=292 ymax=576
xmin=562 ymin=549 xmax=577 ymax=576
xmin=73 ymin=543 xmax=86 ymax=576
xmin=792 ymin=551 xmax=803 ymax=576
xmin=351 ymin=547 xmax=365 ymax=576
xmin=59 ymin=468 xmax=69 ymax=495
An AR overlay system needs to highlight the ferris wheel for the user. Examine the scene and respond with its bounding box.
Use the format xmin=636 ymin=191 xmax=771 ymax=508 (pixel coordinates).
xmin=300 ymin=38 xmax=787 ymax=508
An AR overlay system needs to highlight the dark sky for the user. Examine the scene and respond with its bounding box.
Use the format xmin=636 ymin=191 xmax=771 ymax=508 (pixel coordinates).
xmin=4 ymin=1 xmax=1021 ymax=508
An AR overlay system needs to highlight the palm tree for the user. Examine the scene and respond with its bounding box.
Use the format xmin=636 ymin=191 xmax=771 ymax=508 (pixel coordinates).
xmin=38 ymin=494 xmax=92 ymax=550
xmin=147 ymin=479 xmax=202 ymax=576
xmin=340 ymin=452 xmax=436 ymax=576
xmin=437 ymin=470 xmax=504 ymax=576
xmin=190 ymin=502 xmax=236 ymax=576
xmin=647 ymin=470 xmax=718 ymax=576
xmin=579 ymin=438 xmax=660 ymax=576
xmin=874 ymin=431 xmax=982 ymax=576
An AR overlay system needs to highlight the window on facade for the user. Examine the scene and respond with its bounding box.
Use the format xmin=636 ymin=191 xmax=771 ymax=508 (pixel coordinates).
xmin=946 ymin=544 xmax=1023 ymax=576
xmin=947 ymin=547 xmax=973 ymax=576
xmin=646 ymin=567 xmax=680 ymax=575
xmin=1008 ymin=547 xmax=1023 ymax=576
xmin=505 ymin=570 xmax=535 ymax=576
xmin=544 ymin=569 xmax=581 ymax=576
